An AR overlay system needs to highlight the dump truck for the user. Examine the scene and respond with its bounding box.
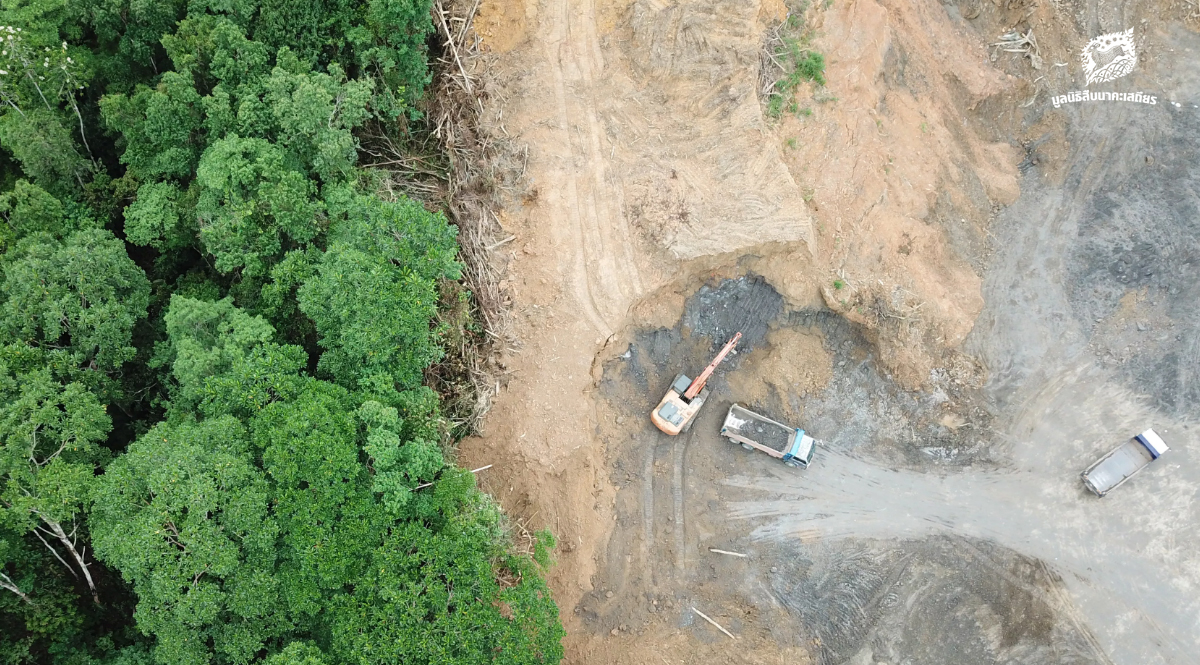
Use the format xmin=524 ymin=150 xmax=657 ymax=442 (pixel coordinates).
xmin=1081 ymin=428 xmax=1170 ymax=497
xmin=720 ymin=403 xmax=816 ymax=468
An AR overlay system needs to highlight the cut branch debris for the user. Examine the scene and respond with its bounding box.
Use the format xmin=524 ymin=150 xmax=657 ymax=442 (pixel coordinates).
xmin=435 ymin=2 xmax=473 ymax=94
xmin=708 ymin=548 xmax=748 ymax=558
xmin=392 ymin=0 xmax=529 ymax=433
xmin=692 ymin=606 xmax=737 ymax=639
xmin=991 ymin=29 xmax=1043 ymax=70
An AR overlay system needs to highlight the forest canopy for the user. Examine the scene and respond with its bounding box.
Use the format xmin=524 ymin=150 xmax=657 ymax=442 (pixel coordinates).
xmin=0 ymin=1 xmax=563 ymax=664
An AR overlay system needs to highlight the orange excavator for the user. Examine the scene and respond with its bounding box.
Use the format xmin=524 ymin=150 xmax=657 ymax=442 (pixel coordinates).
xmin=650 ymin=332 xmax=742 ymax=435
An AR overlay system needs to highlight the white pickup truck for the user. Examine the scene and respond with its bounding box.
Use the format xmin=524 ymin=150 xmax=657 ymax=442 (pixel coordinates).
xmin=1081 ymin=429 xmax=1170 ymax=497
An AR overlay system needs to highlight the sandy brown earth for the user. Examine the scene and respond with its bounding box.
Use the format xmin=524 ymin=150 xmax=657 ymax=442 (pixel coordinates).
xmin=455 ymin=0 xmax=1200 ymax=663
xmin=459 ymin=0 xmax=1033 ymax=662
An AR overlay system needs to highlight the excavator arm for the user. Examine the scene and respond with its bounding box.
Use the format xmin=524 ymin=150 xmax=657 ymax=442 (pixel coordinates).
xmin=683 ymin=332 xmax=742 ymax=400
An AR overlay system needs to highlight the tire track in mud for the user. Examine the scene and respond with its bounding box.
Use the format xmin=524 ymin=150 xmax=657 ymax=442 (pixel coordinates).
xmin=772 ymin=545 xmax=909 ymax=665
xmin=542 ymin=0 xmax=642 ymax=335
xmin=641 ymin=435 xmax=656 ymax=584
xmin=671 ymin=426 xmax=695 ymax=575
xmin=585 ymin=423 xmax=699 ymax=629
xmin=955 ymin=539 xmax=1112 ymax=665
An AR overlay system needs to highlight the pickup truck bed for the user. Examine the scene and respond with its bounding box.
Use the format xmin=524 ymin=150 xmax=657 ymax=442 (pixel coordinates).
xmin=1081 ymin=429 xmax=1169 ymax=497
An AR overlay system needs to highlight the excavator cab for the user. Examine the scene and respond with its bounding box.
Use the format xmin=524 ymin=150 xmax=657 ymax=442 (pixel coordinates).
xmin=651 ymin=374 xmax=709 ymax=435
xmin=650 ymin=333 xmax=741 ymax=436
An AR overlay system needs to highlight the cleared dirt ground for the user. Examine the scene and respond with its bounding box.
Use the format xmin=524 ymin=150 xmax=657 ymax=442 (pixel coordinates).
xmin=458 ymin=0 xmax=1200 ymax=663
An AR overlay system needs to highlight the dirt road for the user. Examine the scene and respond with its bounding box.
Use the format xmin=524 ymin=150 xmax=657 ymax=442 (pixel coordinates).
xmin=460 ymin=0 xmax=1200 ymax=663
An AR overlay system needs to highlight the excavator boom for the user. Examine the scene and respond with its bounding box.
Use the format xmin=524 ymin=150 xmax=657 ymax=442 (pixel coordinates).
xmin=683 ymin=332 xmax=742 ymax=400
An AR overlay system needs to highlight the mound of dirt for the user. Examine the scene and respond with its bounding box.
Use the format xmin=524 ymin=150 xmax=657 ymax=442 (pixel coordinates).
xmin=726 ymin=325 xmax=833 ymax=422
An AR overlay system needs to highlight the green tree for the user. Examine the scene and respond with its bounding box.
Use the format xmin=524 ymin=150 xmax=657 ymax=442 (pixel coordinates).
xmin=248 ymin=379 xmax=378 ymax=622
xmin=0 ymin=522 xmax=89 ymax=663
xmin=256 ymin=55 xmax=371 ymax=182
xmin=329 ymin=486 xmax=564 ymax=665
xmin=0 ymin=367 xmax=111 ymax=604
xmin=160 ymin=296 xmax=277 ymax=408
xmin=90 ymin=416 xmax=286 ymax=665
xmin=105 ymin=19 xmax=374 ymax=279
xmin=158 ymin=295 xmax=307 ymax=419
xmin=121 ymin=182 xmax=196 ymax=252
xmin=0 ymin=179 xmax=88 ymax=251
xmin=79 ymin=0 xmax=188 ymax=89
xmin=261 ymin=642 xmax=328 ymax=665
xmin=0 ymin=109 xmax=90 ymax=195
xmin=0 ymin=23 xmax=97 ymax=194
xmin=0 ymin=229 xmax=150 ymax=371
xmin=297 ymin=195 xmax=460 ymax=390
xmin=356 ymin=396 xmax=442 ymax=515
xmin=248 ymin=0 xmax=433 ymax=115
xmin=193 ymin=135 xmax=322 ymax=277
xmin=0 ymin=522 xmax=36 ymax=605
xmin=99 ymin=71 xmax=205 ymax=182
xmin=351 ymin=0 xmax=436 ymax=116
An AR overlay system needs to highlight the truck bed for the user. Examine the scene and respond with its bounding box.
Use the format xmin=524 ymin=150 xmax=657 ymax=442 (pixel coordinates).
xmin=721 ymin=405 xmax=793 ymax=454
xmin=1083 ymin=441 xmax=1153 ymax=494
xmin=1081 ymin=429 xmax=1169 ymax=496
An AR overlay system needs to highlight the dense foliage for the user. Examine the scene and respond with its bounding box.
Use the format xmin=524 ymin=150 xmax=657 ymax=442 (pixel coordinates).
xmin=0 ymin=1 xmax=563 ymax=664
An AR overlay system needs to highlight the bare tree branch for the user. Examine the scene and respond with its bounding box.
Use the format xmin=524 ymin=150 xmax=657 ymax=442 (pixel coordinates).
xmin=31 ymin=526 xmax=76 ymax=578
xmin=44 ymin=518 xmax=98 ymax=604
xmin=0 ymin=571 xmax=32 ymax=604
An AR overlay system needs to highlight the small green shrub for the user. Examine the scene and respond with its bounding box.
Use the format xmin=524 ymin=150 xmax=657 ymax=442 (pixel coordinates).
xmin=768 ymin=94 xmax=786 ymax=118
xmin=764 ymin=15 xmax=827 ymax=120
xmin=795 ymin=51 xmax=826 ymax=85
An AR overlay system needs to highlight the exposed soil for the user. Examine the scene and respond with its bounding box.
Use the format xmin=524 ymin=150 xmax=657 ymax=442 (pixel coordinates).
xmin=457 ymin=0 xmax=1200 ymax=663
